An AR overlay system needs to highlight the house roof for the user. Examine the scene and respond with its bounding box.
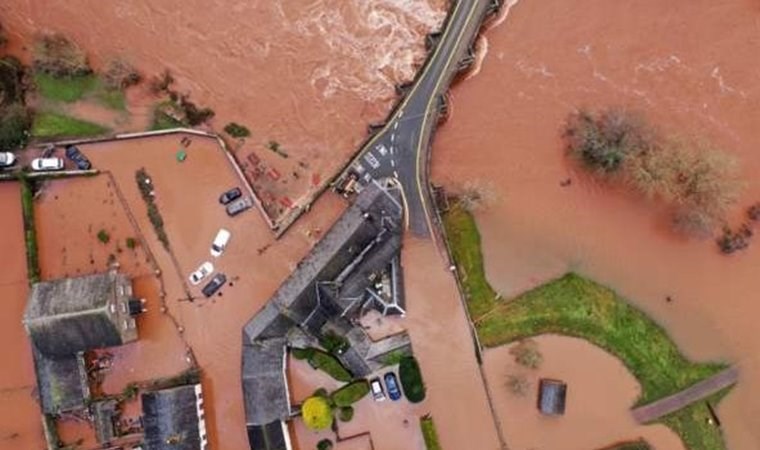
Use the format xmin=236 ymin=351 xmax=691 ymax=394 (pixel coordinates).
xmin=538 ymin=379 xmax=567 ymax=415
xmin=142 ymin=384 xmax=205 ymax=450
xmin=242 ymin=338 xmax=290 ymax=426
xmin=246 ymin=422 xmax=289 ymax=450
xmin=25 ymin=272 xmax=128 ymax=356
xmin=32 ymin=348 xmax=89 ymax=414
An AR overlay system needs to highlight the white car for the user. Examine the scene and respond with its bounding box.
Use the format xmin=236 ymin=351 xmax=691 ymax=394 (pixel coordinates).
xmin=210 ymin=228 xmax=231 ymax=257
xmin=31 ymin=157 xmax=64 ymax=171
xmin=188 ymin=261 xmax=214 ymax=286
xmin=370 ymin=378 xmax=386 ymax=402
xmin=0 ymin=152 xmax=16 ymax=168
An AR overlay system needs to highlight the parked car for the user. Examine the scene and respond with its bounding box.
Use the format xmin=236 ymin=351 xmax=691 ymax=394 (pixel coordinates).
xmin=31 ymin=157 xmax=64 ymax=172
xmin=210 ymin=228 xmax=231 ymax=257
xmin=0 ymin=152 xmax=16 ymax=168
xmin=226 ymin=196 xmax=253 ymax=217
xmin=188 ymin=261 xmax=214 ymax=286
xmin=202 ymin=273 xmax=227 ymax=297
xmin=65 ymin=145 xmax=92 ymax=170
xmin=219 ymin=187 xmax=242 ymax=205
xmin=383 ymin=372 xmax=402 ymax=401
xmin=370 ymin=378 xmax=386 ymax=402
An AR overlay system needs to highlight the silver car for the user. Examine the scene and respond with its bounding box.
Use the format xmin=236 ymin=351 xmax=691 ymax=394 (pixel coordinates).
xmin=0 ymin=152 xmax=16 ymax=168
xmin=226 ymin=197 xmax=253 ymax=217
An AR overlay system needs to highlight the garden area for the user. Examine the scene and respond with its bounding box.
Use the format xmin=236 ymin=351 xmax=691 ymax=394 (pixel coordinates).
xmin=442 ymin=201 xmax=733 ymax=449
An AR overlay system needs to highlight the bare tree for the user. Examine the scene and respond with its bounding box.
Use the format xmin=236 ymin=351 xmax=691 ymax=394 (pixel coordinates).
xmin=506 ymin=374 xmax=531 ymax=397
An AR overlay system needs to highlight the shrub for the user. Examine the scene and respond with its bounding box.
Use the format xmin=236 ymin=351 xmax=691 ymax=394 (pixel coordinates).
xmin=97 ymin=229 xmax=110 ymax=244
xmin=338 ymin=406 xmax=354 ymax=422
xmin=312 ymin=387 xmax=328 ymax=399
xmin=506 ymin=374 xmax=530 ymax=397
xmin=301 ymin=396 xmax=333 ymax=431
xmin=291 ymin=347 xmax=315 ymax=360
xmin=33 ymin=34 xmax=91 ymax=77
xmin=748 ymin=203 xmax=760 ymax=222
xmin=319 ymin=331 xmax=349 ymax=354
xmin=125 ymin=237 xmax=137 ymax=249
xmin=509 ymin=339 xmax=542 ymax=369
xmin=399 ymin=356 xmax=426 ymax=403
xmin=103 ymin=59 xmax=142 ymax=90
xmin=178 ymin=94 xmax=214 ymax=126
xmin=563 ymin=108 xmax=650 ymax=173
xmin=317 ymin=439 xmax=333 ymax=450
xmin=224 ymin=122 xmax=250 ymax=138
xmin=330 ymin=380 xmax=369 ymax=407
xmin=716 ymin=226 xmax=751 ymax=255
xmin=149 ymin=70 xmax=174 ymax=94
xmin=310 ymin=350 xmax=352 ymax=382
xmin=420 ymin=416 xmax=442 ymax=450
xmin=0 ymin=103 xmax=32 ymax=149
xmin=19 ymin=176 xmax=40 ymax=284
xmin=0 ymin=56 xmax=26 ymax=105
xmin=135 ymin=168 xmax=170 ymax=250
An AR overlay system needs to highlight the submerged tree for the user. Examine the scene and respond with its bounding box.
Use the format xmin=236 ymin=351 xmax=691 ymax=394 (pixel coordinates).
xmin=510 ymin=339 xmax=543 ymax=370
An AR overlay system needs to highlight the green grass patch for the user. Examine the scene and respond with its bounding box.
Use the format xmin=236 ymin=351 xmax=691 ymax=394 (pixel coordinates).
xmin=330 ymin=380 xmax=369 ymax=407
xmin=32 ymin=111 xmax=109 ymax=138
xmin=442 ymin=203 xmax=725 ymax=406
xmin=441 ymin=203 xmax=500 ymax=320
xmin=18 ymin=176 xmax=40 ymax=284
xmin=308 ymin=349 xmax=352 ymax=382
xmin=95 ymin=86 xmax=126 ymax=110
xmin=420 ymin=416 xmax=442 ymax=450
xmin=660 ymin=387 xmax=731 ymax=450
xmin=34 ymin=72 xmax=96 ymax=102
xmin=150 ymin=108 xmax=185 ymax=131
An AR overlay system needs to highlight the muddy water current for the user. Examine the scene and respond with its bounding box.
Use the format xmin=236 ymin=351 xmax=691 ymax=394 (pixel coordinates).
xmin=434 ymin=0 xmax=760 ymax=448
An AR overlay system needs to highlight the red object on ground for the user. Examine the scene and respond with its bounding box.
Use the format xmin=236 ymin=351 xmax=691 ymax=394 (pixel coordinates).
xmin=311 ymin=173 xmax=321 ymax=187
xmin=279 ymin=196 xmax=293 ymax=208
xmin=267 ymin=168 xmax=281 ymax=181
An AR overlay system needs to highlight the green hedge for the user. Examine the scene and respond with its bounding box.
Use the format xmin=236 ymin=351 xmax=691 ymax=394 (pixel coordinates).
xmin=310 ymin=350 xmax=352 ymax=382
xmin=19 ymin=177 xmax=40 ymax=284
xmin=338 ymin=406 xmax=354 ymax=422
xmin=399 ymin=356 xmax=426 ymax=403
xmin=330 ymin=380 xmax=369 ymax=407
xmin=292 ymin=347 xmax=315 ymax=360
xmin=420 ymin=416 xmax=442 ymax=450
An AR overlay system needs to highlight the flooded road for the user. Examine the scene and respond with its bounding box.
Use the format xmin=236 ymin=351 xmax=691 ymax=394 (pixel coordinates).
xmin=433 ymin=0 xmax=760 ymax=448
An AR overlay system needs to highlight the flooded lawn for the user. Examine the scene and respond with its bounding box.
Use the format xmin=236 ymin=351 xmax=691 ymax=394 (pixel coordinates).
xmin=433 ymin=0 xmax=760 ymax=448
xmin=483 ymin=335 xmax=685 ymax=450
xmin=0 ymin=182 xmax=45 ymax=450
xmin=0 ymin=0 xmax=446 ymax=223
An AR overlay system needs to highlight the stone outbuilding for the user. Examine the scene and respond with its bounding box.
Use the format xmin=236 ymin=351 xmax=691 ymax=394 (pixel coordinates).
xmin=141 ymin=384 xmax=208 ymax=450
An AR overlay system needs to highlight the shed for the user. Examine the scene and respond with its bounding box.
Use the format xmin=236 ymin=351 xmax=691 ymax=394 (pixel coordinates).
xmin=538 ymin=378 xmax=567 ymax=416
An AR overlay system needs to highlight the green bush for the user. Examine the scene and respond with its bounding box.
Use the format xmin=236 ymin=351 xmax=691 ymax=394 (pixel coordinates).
xmin=310 ymin=350 xmax=352 ymax=382
xmin=97 ymin=229 xmax=110 ymax=244
xmin=316 ymin=439 xmax=333 ymax=450
xmin=330 ymin=380 xmax=369 ymax=407
xmin=312 ymin=387 xmax=328 ymax=399
xmin=19 ymin=177 xmax=40 ymax=284
xmin=338 ymin=406 xmax=354 ymax=422
xmin=399 ymin=356 xmax=426 ymax=403
xmin=224 ymin=122 xmax=250 ymax=138
xmin=135 ymin=168 xmax=170 ymax=250
xmin=125 ymin=237 xmax=137 ymax=249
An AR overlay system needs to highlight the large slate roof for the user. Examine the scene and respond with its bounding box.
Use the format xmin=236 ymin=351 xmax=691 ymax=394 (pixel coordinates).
xmin=241 ymin=338 xmax=289 ymax=426
xmin=25 ymin=272 xmax=126 ymax=356
xmin=246 ymin=422 xmax=289 ymax=450
xmin=142 ymin=384 xmax=205 ymax=450
xmin=32 ymin=348 xmax=89 ymax=414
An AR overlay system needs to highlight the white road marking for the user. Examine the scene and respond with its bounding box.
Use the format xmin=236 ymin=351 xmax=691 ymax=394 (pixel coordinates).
xmin=390 ymin=134 xmax=396 ymax=143
xmin=377 ymin=144 xmax=388 ymax=156
xmin=393 ymin=122 xmax=399 ymax=130
xmin=363 ymin=173 xmax=372 ymax=182
xmin=393 ymin=170 xmax=399 ymax=178
xmin=391 ymin=159 xmax=396 ymax=167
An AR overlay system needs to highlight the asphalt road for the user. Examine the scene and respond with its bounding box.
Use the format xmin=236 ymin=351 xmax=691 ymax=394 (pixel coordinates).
xmin=338 ymin=0 xmax=501 ymax=237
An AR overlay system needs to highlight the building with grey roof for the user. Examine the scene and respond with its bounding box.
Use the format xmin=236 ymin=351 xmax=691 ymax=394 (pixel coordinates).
xmin=141 ymin=384 xmax=208 ymax=450
xmin=24 ymin=271 xmax=144 ymax=415
xmin=25 ymin=271 xmax=139 ymax=356
xmin=241 ymin=179 xmax=412 ymax=450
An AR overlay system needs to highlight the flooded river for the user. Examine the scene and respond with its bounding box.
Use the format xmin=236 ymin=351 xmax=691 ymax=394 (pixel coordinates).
xmin=434 ymin=0 xmax=760 ymax=448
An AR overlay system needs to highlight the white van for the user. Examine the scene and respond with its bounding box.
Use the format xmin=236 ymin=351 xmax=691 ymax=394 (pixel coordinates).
xmin=210 ymin=228 xmax=231 ymax=257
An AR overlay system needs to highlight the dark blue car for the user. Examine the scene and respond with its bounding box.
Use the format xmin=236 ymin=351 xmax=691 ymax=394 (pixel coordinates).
xmin=65 ymin=145 xmax=92 ymax=170
xmin=384 ymin=372 xmax=402 ymax=401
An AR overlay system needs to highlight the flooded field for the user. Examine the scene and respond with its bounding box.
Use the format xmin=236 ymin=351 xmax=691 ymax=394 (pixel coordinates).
xmin=433 ymin=0 xmax=760 ymax=448
xmin=0 ymin=183 xmax=46 ymax=450
xmin=0 ymin=0 xmax=445 ymax=222
xmin=483 ymin=335 xmax=685 ymax=450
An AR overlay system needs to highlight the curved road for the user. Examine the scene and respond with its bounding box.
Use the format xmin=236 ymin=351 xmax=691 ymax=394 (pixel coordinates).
xmin=337 ymin=0 xmax=502 ymax=237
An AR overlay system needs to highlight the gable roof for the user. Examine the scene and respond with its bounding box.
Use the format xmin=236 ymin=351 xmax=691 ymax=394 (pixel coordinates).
xmin=32 ymin=348 xmax=89 ymax=414
xmin=242 ymin=338 xmax=290 ymax=426
xmin=25 ymin=272 xmax=128 ymax=356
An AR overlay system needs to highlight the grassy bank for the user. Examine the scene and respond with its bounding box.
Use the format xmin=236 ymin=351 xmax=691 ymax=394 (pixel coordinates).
xmin=18 ymin=176 xmax=40 ymax=284
xmin=32 ymin=111 xmax=109 ymax=138
xmin=441 ymin=202 xmax=730 ymax=448
xmin=420 ymin=416 xmax=442 ymax=450
xmin=661 ymin=388 xmax=731 ymax=450
xmin=34 ymin=73 xmax=125 ymax=109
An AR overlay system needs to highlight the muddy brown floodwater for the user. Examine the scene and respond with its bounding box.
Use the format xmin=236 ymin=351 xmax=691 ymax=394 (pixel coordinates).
xmin=433 ymin=0 xmax=760 ymax=448
xmin=0 ymin=0 xmax=446 ymax=218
